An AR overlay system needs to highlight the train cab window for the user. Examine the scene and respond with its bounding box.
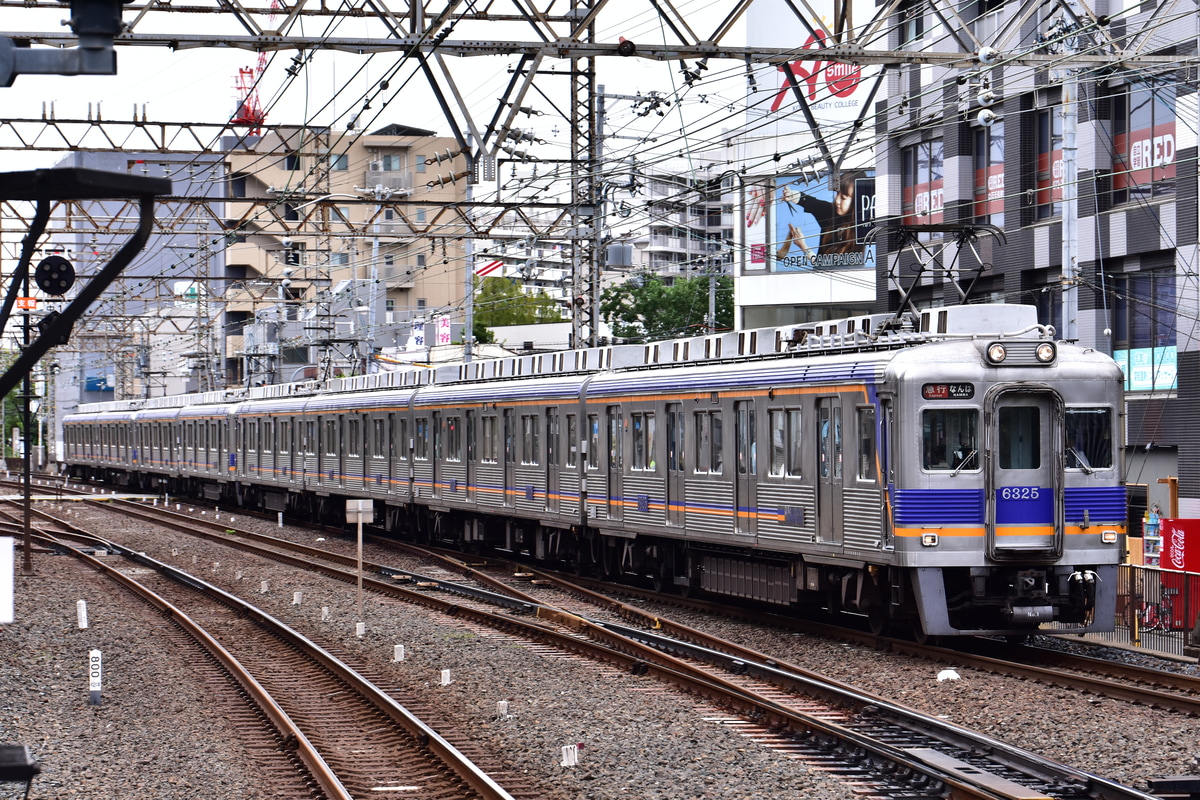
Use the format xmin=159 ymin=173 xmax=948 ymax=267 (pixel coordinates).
xmin=694 ymin=411 xmax=724 ymax=475
xmin=414 ymin=417 xmax=429 ymax=460
xmin=998 ymin=406 xmax=1040 ymax=469
xmin=1065 ymin=407 xmax=1112 ymax=470
xmin=481 ymin=416 xmax=498 ymax=463
xmin=922 ymin=408 xmax=979 ymax=471
xmin=521 ymin=414 xmax=540 ymax=465
xmin=631 ymin=412 xmax=656 ymax=471
xmin=566 ymin=414 xmax=578 ymax=468
xmin=857 ymin=406 xmax=878 ymax=482
xmin=587 ymin=414 xmax=600 ymax=469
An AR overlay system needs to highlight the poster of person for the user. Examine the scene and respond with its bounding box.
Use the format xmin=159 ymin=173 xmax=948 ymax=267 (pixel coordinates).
xmin=773 ymin=171 xmax=876 ymax=271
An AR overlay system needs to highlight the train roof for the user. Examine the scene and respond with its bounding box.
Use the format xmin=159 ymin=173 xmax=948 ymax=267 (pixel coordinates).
xmin=66 ymin=304 xmax=1056 ymax=420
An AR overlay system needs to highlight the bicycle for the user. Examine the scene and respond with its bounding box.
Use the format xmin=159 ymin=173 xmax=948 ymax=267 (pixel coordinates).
xmin=1139 ymin=595 xmax=1175 ymax=632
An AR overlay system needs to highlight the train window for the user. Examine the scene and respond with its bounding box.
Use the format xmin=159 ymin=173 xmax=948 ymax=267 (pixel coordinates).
xmin=998 ymin=407 xmax=1040 ymax=469
xmin=736 ymin=403 xmax=755 ymax=476
xmin=566 ymin=414 xmax=578 ymax=468
xmin=1065 ymin=408 xmax=1112 ymax=470
xmin=325 ymin=419 xmax=338 ymax=457
xmin=465 ymin=412 xmax=475 ymax=462
xmin=587 ymin=414 xmax=600 ymax=469
xmin=631 ymin=412 xmax=656 ymax=471
xmin=279 ymin=421 xmax=289 ymax=454
xmin=693 ymin=411 xmax=724 ymax=475
xmin=446 ymin=416 xmax=462 ymax=462
xmin=857 ymin=406 xmax=877 ymax=482
xmin=398 ymin=418 xmax=409 ymax=460
xmin=481 ymin=416 xmax=497 ymax=463
xmin=521 ymin=414 xmax=540 ymax=465
xmin=922 ymin=409 xmax=979 ymax=470
xmin=348 ymin=418 xmax=361 ymax=457
xmin=414 ymin=417 xmax=429 ymax=460
xmin=769 ymin=409 xmax=804 ymax=477
xmin=504 ymin=411 xmax=516 ymax=464
xmin=372 ymin=419 xmax=385 ymax=458
xmin=667 ymin=405 xmax=684 ymax=472
xmin=607 ymin=408 xmax=623 ymax=471
xmin=547 ymin=411 xmax=559 ymax=467
xmin=264 ymin=420 xmax=274 ymax=454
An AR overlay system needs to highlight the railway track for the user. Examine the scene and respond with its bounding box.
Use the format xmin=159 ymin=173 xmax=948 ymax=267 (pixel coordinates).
xmin=12 ymin=491 xmax=1173 ymax=800
xmin=17 ymin=519 xmax=521 ymax=800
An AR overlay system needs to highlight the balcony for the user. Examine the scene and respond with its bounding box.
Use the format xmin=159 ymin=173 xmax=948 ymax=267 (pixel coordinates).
xmin=362 ymin=168 xmax=414 ymax=196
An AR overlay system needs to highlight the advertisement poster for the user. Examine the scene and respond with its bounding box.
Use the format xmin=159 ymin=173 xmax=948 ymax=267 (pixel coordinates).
xmin=1113 ymin=346 xmax=1177 ymax=392
xmin=1160 ymin=518 xmax=1200 ymax=573
xmin=773 ymin=172 xmax=876 ymax=271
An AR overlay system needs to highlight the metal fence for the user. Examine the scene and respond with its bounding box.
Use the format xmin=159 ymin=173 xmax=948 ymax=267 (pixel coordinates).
xmin=1070 ymin=564 xmax=1200 ymax=657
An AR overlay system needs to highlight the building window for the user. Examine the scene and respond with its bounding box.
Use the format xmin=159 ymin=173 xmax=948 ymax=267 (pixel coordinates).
xmin=1111 ymin=80 xmax=1176 ymax=204
xmin=899 ymin=0 xmax=925 ymax=44
xmin=328 ymin=153 xmax=348 ymax=171
xmin=901 ymin=140 xmax=944 ymax=228
xmin=416 ymin=208 xmax=427 ymax=224
xmin=382 ymin=153 xmax=404 ymax=171
xmin=1036 ymin=107 xmax=1063 ymax=219
xmin=415 ymin=156 xmax=426 ymax=173
xmin=973 ymin=120 xmax=1005 ymax=227
xmin=284 ymin=152 xmax=301 ymax=171
xmin=1113 ymin=269 xmax=1176 ymax=351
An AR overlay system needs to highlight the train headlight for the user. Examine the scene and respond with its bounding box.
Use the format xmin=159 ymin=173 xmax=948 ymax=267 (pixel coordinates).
xmin=921 ymin=532 xmax=939 ymax=547
xmin=1102 ymin=530 xmax=1118 ymax=544
xmin=1035 ymin=342 xmax=1056 ymax=363
xmin=986 ymin=343 xmax=1007 ymax=363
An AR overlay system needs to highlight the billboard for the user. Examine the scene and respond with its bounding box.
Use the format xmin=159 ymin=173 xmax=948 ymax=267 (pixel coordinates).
xmin=773 ymin=172 xmax=876 ymax=271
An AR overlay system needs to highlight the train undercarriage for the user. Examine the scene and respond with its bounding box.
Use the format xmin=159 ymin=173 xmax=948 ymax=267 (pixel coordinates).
xmin=71 ymin=466 xmax=1110 ymax=640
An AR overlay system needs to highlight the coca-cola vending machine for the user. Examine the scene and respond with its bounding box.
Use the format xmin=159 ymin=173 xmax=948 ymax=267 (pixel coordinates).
xmin=1158 ymin=519 xmax=1200 ymax=631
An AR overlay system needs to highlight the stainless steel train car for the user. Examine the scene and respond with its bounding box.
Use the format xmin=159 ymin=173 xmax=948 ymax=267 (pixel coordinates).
xmin=62 ymin=304 xmax=1127 ymax=639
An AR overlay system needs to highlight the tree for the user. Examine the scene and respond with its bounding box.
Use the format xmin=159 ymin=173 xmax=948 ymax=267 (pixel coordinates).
xmin=600 ymin=273 xmax=733 ymax=342
xmin=473 ymin=276 xmax=564 ymax=330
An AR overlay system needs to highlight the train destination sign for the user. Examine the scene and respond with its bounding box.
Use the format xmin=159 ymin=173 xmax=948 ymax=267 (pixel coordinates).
xmin=922 ymin=382 xmax=975 ymax=400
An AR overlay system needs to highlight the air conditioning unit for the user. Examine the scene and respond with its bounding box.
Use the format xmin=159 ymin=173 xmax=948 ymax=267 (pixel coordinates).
xmin=368 ymin=161 xmax=383 ymax=171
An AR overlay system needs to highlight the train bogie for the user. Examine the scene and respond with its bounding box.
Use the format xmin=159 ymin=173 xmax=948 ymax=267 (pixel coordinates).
xmin=63 ymin=304 xmax=1127 ymax=639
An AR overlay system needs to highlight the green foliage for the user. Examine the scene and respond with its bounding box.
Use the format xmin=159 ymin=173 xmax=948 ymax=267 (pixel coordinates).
xmin=600 ymin=274 xmax=734 ymax=342
xmin=473 ymin=277 xmax=564 ymax=332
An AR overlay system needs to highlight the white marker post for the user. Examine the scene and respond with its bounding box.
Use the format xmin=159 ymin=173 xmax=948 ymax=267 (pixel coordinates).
xmin=76 ymin=600 xmax=88 ymax=629
xmin=345 ymin=499 xmax=373 ymax=623
xmin=0 ymin=537 xmax=13 ymax=625
xmin=88 ymin=650 xmax=102 ymax=705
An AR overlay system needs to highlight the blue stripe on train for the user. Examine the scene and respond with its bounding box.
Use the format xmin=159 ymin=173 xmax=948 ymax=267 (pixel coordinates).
xmin=895 ymin=486 xmax=1126 ymax=526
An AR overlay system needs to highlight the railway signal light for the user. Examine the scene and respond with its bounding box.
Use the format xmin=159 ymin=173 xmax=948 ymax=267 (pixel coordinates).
xmin=35 ymin=255 xmax=75 ymax=296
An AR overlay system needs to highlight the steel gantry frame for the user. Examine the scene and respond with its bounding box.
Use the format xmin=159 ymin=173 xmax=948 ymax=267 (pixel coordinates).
xmin=2 ymin=0 xmax=1194 ymax=349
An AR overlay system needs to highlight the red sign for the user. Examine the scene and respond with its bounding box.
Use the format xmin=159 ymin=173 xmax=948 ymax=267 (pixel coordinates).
xmin=1036 ymin=149 xmax=1063 ymax=208
xmin=1114 ymin=122 xmax=1176 ymax=192
xmin=16 ymin=297 xmax=36 ymax=310
xmin=974 ymin=164 xmax=1005 ymax=219
xmin=1160 ymin=518 xmax=1200 ymax=573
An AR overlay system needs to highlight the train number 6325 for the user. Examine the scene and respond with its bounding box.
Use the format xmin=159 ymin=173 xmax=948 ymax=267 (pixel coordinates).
xmin=999 ymin=486 xmax=1041 ymax=501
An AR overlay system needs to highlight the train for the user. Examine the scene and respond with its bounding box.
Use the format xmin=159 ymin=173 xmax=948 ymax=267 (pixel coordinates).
xmin=62 ymin=303 xmax=1127 ymax=639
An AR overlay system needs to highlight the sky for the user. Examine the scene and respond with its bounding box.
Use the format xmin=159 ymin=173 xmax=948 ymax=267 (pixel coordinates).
xmin=0 ymin=2 xmax=753 ymax=177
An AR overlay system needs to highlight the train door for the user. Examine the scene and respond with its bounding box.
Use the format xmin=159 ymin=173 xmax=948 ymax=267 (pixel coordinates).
xmin=735 ymin=401 xmax=757 ymax=536
xmin=545 ymin=408 xmax=559 ymax=513
xmin=817 ymin=396 xmax=843 ymax=544
xmin=464 ymin=410 xmax=475 ymax=502
xmin=986 ymin=389 xmax=1063 ymax=559
xmin=666 ymin=403 xmax=685 ymax=527
xmin=503 ymin=409 xmax=515 ymax=507
xmin=606 ymin=405 xmax=623 ymax=521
